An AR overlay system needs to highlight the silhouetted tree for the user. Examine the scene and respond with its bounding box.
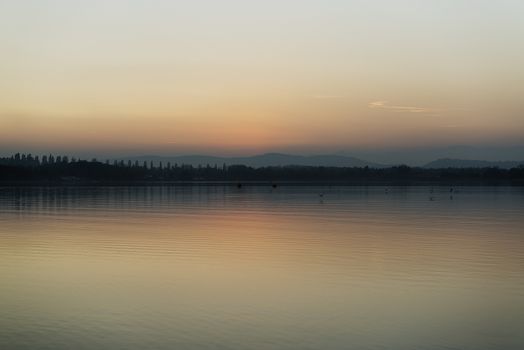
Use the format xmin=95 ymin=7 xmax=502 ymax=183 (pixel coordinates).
xmin=1 ymin=152 xmax=523 ymax=183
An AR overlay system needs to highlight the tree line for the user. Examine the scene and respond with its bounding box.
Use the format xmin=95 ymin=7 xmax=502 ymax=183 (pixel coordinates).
xmin=1 ymin=153 xmax=523 ymax=183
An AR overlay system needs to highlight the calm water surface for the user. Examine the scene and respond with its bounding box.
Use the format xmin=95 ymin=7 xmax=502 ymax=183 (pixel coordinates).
xmin=1 ymin=186 xmax=523 ymax=350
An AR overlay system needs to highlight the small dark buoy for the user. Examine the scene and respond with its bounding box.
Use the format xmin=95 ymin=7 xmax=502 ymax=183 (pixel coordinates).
xmin=237 ymin=183 xmax=242 ymax=189
xmin=450 ymin=187 xmax=454 ymax=193
xmin=272 ymin=183 xmax=277 ymax=188
xmin=319 ymin=193 xmax=324 ymax=198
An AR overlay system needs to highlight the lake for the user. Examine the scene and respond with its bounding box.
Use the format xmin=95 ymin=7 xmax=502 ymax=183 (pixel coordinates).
xmin=1 ymin=185 xmax=523 ymax=350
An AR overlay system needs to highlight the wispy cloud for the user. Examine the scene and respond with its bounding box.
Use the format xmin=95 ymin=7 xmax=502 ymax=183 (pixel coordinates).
xmin=368 ymin=100 xmax=436 ymax=114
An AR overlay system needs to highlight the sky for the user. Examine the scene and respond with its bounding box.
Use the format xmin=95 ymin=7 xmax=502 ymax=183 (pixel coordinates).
xmin=1 ymin=0 xmax=523 ymax=162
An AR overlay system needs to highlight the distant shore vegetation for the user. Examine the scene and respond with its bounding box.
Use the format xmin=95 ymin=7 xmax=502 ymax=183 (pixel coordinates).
xmin=1 ymin=153 xmax=523 ymax=184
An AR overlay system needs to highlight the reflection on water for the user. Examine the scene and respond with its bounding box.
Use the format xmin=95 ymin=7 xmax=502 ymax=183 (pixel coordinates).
xmin=1 ymin=186 xmax=523 ymax=350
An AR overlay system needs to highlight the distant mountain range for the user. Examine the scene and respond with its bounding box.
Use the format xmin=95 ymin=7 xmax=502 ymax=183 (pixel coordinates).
xmin=118 ymin=153 xmax=524 ymax=169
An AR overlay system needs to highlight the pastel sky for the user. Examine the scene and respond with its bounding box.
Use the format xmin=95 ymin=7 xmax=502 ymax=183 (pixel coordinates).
xmin=1 ymin=0 xmax=523 ymax=157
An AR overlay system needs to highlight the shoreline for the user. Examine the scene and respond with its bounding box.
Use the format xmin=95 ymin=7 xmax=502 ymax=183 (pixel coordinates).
xmin=1 ymin=180 xmax=523 ymax=187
